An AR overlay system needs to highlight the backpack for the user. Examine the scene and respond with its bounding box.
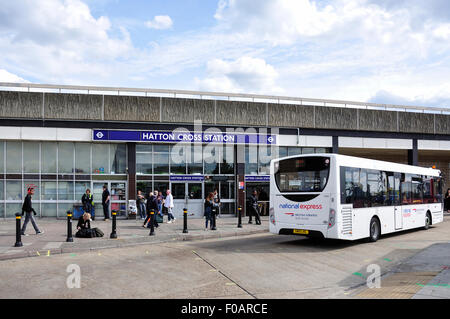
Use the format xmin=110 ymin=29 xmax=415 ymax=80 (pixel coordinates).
xmin=93 ymin=227 xmax=104 ymax=237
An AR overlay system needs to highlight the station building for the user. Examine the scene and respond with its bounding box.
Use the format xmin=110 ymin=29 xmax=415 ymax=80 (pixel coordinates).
xmin=0 ymin=83 xmax=448 ymax=219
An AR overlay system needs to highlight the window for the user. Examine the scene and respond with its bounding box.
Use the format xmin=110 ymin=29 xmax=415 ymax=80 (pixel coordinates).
xmin=6 ymin=142 xmax=22 ymax=173
xmin=6 ymin=181 xmax=22 ymax=200
xmin=23 ymin=142 xmax=40 ymax=173
xmin=187 ymin=144 xmax=203 ymax=174
xmin=58 ymin=181 xmax=74 ymax=200
xmin=58 ymin=142 xmax=74 ymax=174
xmin=278 ymin=146 xmax=288 ymax=158
xmin=41 ymin=181 xmax=57 ymax=200
xmin=401 ymin=174 xmax=412 ymax=205
xmin=170 ymin=144 xmax=186 ymax=174
xmin=204 ymin=144 xmax=219 ymax=174
xmin=275 ymin=157 xmax=330 ymax=193
xmin=387 ymin=173 xmax=400 ymax=206
xmin=0 ymin=142 xmax=3 ymax=173
xmin=258 ymin=145 xmax=273 ymax=175
xmin=136 ymin=144 xmax=152 ymax=175
xmin=433 ymin=177 xmax=443 ymax=203
xmin=412 ymin=175 xmax=423 ymax=204
xmin=288 ymin=147 xmax=301 ymax=157
xmin=75 ymin=181 xmax=90 ymax=201
xmin=153 ymin=145 xmax=169 ymax=175
xmin=110 ymin=144 xmax=126 ymax=174
xmin=0 ymin=181 xmax=3 ymax=200
xmin=24 ymin=181 xmax=39 ymax=200
xmin=340 ymin=167 xmax=367 ymax=208
xmin=245 ymin=145 xmax=258 ymax=175
xmin=188 ymin=183 xmax=202 ymax=199
xmin=75 ymin=143 xmax=91 ymax=174
xmin=41 ymin=142 xmax=57 ymax=173
xmin=220 ymin=145 xmax=234 ymax=174
xmin=92 ymin=143 xmax=110 ymax=174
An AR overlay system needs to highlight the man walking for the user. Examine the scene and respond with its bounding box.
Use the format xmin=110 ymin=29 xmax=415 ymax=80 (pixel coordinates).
xmin=248 ymin=190 xmax=261 ymax=225
xmin=21 ymin=187 xmax=43 ymax=235
xmin=102 ymin=184 xmax=111 ymax=221
xmin=164 ymin=189 xmax=175 ymax=223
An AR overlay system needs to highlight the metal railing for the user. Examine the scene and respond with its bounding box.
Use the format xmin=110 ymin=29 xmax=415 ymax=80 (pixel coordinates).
xmin=0 ymin=82 xmax=449 ymax=115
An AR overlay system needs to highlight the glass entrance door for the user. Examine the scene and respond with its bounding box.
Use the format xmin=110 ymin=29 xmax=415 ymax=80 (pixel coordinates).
xmin=172 ymin=182 xmax=204 ymax=218
xmin=93 ymin=181 xmax=127 ymax=219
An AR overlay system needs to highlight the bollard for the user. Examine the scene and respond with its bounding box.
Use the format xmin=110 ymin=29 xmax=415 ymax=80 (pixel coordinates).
xmin=237 ymin=206 xmax=242 ymax=228
xmin=110 ymin=210 xmax=117 ymax=239
xmin=183 ymin=208 xmax=188 ymax=233
xmin=14 ymin=213 xmax=23 ymax=247
xmin=211 ymin=207 xmax=217 ymax=231
xmin=66 ymin=210 xmax=73 ymax=242
xmin=149 ymin=210 xmax=155 ymax=236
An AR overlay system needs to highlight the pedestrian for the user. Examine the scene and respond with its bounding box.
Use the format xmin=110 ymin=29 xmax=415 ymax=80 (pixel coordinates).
xmin=21 ymin=187 xmax=43 ymax=236
xmin=81 ymin=188 xmax=94 ymax=219
xmin=136 ymin=190 xmax=146 ymax=220
xmin=102 ymin=184 xmax=111 ymax=221
xmin=157 ymin=191 xmax=163 ymax=218
xmin=164 ymin=189 xmax=175 ymax=223
xmin=213 ymin=189 xmax=221 ymax=217
xmin=75 ymin=212 xmax=104 ymax=238
xmin=204 ymin=192 xmax=219 ymax=230
xmin=143 ymin=192 xmax=158 ymax=228
xmin=248 ymin=190 xmax=261 ymax=225
xmin=445 ymin=188 xmax=450 ymax=214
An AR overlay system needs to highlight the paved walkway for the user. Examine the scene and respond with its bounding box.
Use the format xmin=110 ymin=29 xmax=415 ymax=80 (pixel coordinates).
xmin=0 ymin=215 xmax=269 ymax=260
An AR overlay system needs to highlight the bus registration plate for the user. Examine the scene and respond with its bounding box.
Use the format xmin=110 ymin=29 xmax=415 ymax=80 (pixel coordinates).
xmin=293 ymin=229 xmax=309 ymax=235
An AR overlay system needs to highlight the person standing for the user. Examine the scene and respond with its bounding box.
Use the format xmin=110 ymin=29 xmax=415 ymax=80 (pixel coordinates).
xmin=157 ymin=191 xmax=163 ymax=219
xmin=81 ymin=189 xmax=94 ymax=218
xmin=213 ymin=189 xmax=221 ymax=217
xmin=164 ymin=189 xmax=175 ymax=223
xmin=204 ymin=192 xmax=217 ymax=230
xmin=21 ymin=188 xmax=43 ymax=235
xmin=102 ymin=184 xmax=111 ymax=221
xmin=136 ymin=190 xmax=146 ymax=220
xmin=248 ymin=190 xmax=261 ymax=225
xmin=445 ymin=188 xmax=450 ymax=214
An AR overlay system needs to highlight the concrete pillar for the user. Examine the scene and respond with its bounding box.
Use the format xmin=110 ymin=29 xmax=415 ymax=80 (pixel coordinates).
xmin=332 ymin=136 xmax=339 ymax=154
xmin=408 ymin=139 xmax=418 ymax=166
xmin=127 ymin=142 xmax=136 ymax=200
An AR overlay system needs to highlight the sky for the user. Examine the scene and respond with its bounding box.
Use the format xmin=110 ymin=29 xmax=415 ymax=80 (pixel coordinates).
xmin=0 ymin=0 xmax=449 ymax=108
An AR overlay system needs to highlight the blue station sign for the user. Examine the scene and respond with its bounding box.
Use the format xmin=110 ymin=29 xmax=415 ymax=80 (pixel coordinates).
xmin=169 ymin=175 xmax=205 ymax=182
xmin=93 ymin=130 xmax=276 ymax=145
xmin=245 ymin=175 xmax=271 ymax=182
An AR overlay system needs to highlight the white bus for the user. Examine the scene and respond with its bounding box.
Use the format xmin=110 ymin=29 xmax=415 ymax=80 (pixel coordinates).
xmin=269 ymin=154 xmax=444 ymax=242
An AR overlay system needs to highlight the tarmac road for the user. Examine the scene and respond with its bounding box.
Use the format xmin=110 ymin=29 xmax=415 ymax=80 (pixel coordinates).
xmin=1 ymin=215 xmax=449 ymax=299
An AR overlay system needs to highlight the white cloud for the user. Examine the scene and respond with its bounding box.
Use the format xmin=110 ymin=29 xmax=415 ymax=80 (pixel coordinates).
xmin=145 ymin=15 xmax=173 ymax=30
xmin=196 ymin=57 xmax=281 ymax=94
xmin=0 ymin=69 xmax=29 ymax=83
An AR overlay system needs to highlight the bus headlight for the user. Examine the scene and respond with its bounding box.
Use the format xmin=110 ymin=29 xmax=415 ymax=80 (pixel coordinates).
xmin=328 ymin=209 xmax=335 ymax=229
xmin=269 ymin=207 xmax=275 ymax=225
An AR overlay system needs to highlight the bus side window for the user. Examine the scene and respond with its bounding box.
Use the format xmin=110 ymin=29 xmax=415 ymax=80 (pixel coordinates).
xmin=433 ymin=177 xmax=443 ymax=203
xmin=401 ymin=173 xmax=412 ymax=205
xmin=423 ymin=178 xmax=432 ymax=203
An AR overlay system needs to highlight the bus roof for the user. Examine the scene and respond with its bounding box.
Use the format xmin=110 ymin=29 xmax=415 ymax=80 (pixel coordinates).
xmin=271 ymin=153 xmax=441 ymax=177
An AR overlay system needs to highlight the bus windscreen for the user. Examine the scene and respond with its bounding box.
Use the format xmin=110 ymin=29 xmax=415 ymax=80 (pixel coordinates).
xmin=274 ymin=157 xmax=330 ymax=193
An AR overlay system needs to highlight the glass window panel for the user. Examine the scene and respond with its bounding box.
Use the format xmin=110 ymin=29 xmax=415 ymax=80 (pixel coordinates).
xmin=153 ymin=145 xmax=169 ymax=175
xmin=203 ymin=145 xmax=219 ymax=174
xmin=110 ymin=144 xmax=127 ymax=174
xmin=171 ymin=183 xmax=185 ymax=199
xmin=221 ymin=145 xmax=234 ymax=174
xmin=6 ymin=141 xmax=22 ymax=173
xmin=6 ymin=181 xmax=21 ymax=200
xmin=75 ymin=143 xmax=91 ymax=174
xmin=42 ymin=203 xmax=57 ymax=217
xmin=315 ymin=148 xmax=327 ymax=153
xmin=302 ymin=148 xmax=314 ymax=154
xmin=220 ymin=181 xmax=231 ymax=199
xmin=58 ymin=203 xmax=74 ymax=218
xmin=136 ymin=144 xmax=152 ymax=175
xmin=92 ymin=143 xmax=110 ymax=174
xmin=154 ymin=182 xmax=169 ymax=198
xmin=170 ymin=145 xmax=186 ymax=175
xmin=41 ymin=181 xmax=57 ymax=200
xmin=23 ymin=181 xmax=39 ymax=201
xmin=188 ymin=145 xmax=203 ymax=174
xmin=137 ymin=182 xmax=153 ymax=197
xmin=111 ymin=183 xmax=126 ymax=201
xmin=58 ymin=181 xmax=74 ymax=200
xmin=0 ymin=203 xmax=4 ymax=218
xmin=188 ymin=183 xmax=202 ymax=199
xmin=0 ymin=141 xmax=3 ymax=173
xmin=258 ymin=145 xmax=273 ymax=175
xmin=6 ymin=203 xmax=22 ymax=217
xmin=58 ymin=142 xmax=74 ymax=174
xmin=288 ymin=147 xmax=302 ymax=157
xmin=23 ymin=142 xmax=40 ymax=173
xmin=42 ymin=142 xmax=57 ymax=173
xmin=278 ymin=146 xmax=288 ymax=158
xmin=245 ymin=146 xmax=258 ymax=175
xmin=220 ymin=202 xmax=234 ymax=215
xmin=205 ymin=182 xmax=219 ymax=199
xmin=75 ymin=181 xmax=91 ymax=202
xmin=0 ymin=180 xmax=3 ymax=200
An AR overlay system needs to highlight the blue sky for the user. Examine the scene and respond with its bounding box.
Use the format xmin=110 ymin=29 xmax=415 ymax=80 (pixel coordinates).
xmin=0 ymin=0 xmax=449 ymax=108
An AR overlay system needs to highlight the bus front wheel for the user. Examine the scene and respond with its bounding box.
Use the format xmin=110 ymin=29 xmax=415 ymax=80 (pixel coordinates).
xmin=368 ymin=217 xmax=380 ymax=242
xmin=424 ymin=212 xmax=431 ymax=230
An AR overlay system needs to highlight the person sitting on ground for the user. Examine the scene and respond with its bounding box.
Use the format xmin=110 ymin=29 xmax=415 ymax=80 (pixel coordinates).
xmin=75 ymin=213 xmax=104 ymax=238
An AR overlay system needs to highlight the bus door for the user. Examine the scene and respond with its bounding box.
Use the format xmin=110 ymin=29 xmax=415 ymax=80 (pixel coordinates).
xmin=392 ymin=173 xmax=403 ymax=230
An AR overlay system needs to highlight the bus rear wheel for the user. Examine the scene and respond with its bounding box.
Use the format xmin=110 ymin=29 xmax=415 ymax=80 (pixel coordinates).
xmin=368 ymin=217 xmax=380 ymax=242
xmin=424 ymin=212 xmax=431 ymax=230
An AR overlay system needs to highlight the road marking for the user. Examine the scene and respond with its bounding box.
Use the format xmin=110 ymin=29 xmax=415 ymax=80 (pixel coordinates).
xmin=36 ymin=251 xmax=40 ymax=256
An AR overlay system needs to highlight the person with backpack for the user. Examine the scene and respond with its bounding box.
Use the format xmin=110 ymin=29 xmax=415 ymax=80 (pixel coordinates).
xmin=81 ymin=189 xmax=94 ymax=219
xmin=143 ymin=192 xmax=158 ymax=228
xmin=204 ymin=192 xmax=219 ymax=230
xmin=21 ymin=187 xmax=43 ymax=236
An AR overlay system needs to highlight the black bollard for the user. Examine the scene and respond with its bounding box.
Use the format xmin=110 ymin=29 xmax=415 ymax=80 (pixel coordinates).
xmin=237 ymin=206 xmax=242 ymax=228
xmin=211 ymin=207 xmax=217 ymax=231
xmin=14 ymin=213 xmax=23 ymax=247
xmin=66 ymin=210 xmax=73 ymax=242
xmin=149 ymin=210 xmax=155 ymax=236
xmin=183 ymin=208 xmax=188 ymax=233
xmin=110 ymin=210 xmax=117 ymax=239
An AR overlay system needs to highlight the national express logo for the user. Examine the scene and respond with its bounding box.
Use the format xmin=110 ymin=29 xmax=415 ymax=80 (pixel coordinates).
xmin=279 ymin=203 xmax=323 ymax=210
